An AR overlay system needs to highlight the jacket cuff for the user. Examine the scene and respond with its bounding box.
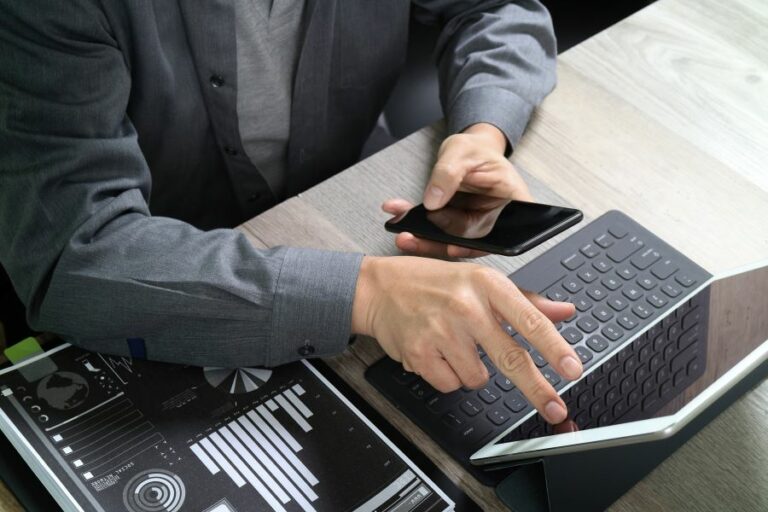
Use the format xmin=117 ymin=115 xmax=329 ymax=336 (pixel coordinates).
xmin=269 ymin=247 xmax=364 ymax=366
xmin=447 ymin=86 xmax=536 ymax=152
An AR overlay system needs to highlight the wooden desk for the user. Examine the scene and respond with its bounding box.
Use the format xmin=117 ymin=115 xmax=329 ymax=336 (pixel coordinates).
xmin=1 ymin=0 xmax=766 ymax=509
xmin=242 ymin=0 xmax=768 ymax=509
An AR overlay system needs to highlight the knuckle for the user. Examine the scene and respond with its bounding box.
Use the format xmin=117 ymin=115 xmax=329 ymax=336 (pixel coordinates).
xmin=447 ymin=292 xmax=476 ymax=317
xmin=433 ymin=162 xmax=462 ymax=181
xmin=464 ymin=369 xmax=488 ymax=389
xmin=498 ymin=347 xmax=531 ymax=376
xmin=433 ymin=379 xmax=461 ymax=394
xmin=406 ymin=340 xmax=429 ymax=361
xmin=520 ymin=306 xmax=547 ymax=337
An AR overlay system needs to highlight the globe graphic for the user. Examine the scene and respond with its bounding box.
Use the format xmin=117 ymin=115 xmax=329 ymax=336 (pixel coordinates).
xmin=36 ymin=371 xmax=89 ymax=410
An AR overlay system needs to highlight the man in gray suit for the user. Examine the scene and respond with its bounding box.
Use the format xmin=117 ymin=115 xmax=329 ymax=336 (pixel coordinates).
xmin=0 ymin=0 xmax=581 ymax=424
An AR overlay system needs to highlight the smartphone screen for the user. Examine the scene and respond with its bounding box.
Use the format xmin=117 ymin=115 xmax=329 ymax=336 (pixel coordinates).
xmin=385 ymin=193 xmax=583 ymax=255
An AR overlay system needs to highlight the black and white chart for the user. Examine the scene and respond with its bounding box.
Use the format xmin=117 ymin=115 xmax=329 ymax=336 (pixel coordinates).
xmin=0 ymin=344 xmax=454 ymax=512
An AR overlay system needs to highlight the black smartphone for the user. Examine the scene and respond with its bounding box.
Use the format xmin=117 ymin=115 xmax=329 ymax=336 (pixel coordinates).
xmin=385 ymin=193 xmax=583 ymax=256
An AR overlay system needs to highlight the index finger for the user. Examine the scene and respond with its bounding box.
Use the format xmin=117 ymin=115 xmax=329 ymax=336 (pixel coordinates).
xmin=483 ymin=273 xmax=583 ymax=382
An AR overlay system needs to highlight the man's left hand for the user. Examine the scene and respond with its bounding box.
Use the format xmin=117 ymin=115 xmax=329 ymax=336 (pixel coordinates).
xmin=383 ymin=122 xmax=533 ymax=258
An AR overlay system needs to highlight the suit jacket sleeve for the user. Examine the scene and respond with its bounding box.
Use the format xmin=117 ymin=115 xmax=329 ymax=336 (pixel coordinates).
xmin=0 ymin=1 xmax=362 ymax=368
xmin=412 ymin=0 xmax=557 ymax=149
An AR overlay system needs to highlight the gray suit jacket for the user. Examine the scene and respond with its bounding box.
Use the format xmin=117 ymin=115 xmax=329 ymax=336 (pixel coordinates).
xmin=0 ymin=0 xmax=556 ymax=367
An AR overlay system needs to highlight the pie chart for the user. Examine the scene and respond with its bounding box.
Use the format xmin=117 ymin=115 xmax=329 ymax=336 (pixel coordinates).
xmin=203 ymin=367 xmax=272 ymax=394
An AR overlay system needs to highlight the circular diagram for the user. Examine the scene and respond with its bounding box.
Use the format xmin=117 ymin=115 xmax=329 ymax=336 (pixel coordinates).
xmin=36 ymin=371 xmax=89 ymax=410
xmin=203 ymin=367 xmax=272 ymax=394
xmin=123 ymin=469 xmax=185 ymax=512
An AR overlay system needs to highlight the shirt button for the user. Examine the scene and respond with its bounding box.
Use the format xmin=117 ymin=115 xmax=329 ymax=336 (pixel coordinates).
xmin=223 ymin=145 xmax=238 ymax=156
xmin=297 ymin=344 xmax=315 ymax=357
xmin=209 ymin=74 xmax=225 ymax=88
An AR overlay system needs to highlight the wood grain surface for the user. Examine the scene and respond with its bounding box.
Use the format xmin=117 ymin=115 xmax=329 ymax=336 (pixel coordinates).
xmin=2 ymin=0 xmax=766 ymax=510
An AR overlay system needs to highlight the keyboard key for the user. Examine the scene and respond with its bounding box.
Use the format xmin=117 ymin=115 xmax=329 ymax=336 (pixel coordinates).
xmin=460 ymin=398 xmax=484 ymax=417
xmin=647 ymin=293 xmax=668 ymax=308
xmin=547 ymin=288 xmax=569 ymax=302
xmin=593 ymin=377 xmax=608 ymax=397
xmin=495 ymin=376 xmax=514 ymax=392
xmin=592 ymin=306 xmax=614 ymax=322
xmin=687 ymin=357 xmax=702 ymax=376
xmin=620 ymin=376 xmax=633 ymax=395
xmin=487 ymin=408 xmax=511 ymax=426
xmin=681 ymin=307 xmax=701 ymax=330
xmin=561 ymin=327 xmax=584 ymax=345
xmin=617 ymin=313 xmax=638 ymax=330
xmin=608 ymin=225 xmax=628 ymax=239
xmin=426 ymin=391 xmax=463 ymax=414
xmin=577 ymin=316 xmax=599 ymax=333
xmin=641 ymin=377 xmax=655 ymax=395
xmin=613 ymin=400 xmax=628 ymax=418
xmin=531 ymin=351 xmax=548 ymax=368
xmin=594 ymin=233 xmax=614 ymax=248
xmin=480 ymin=356 xmax=497 ymax=377
xmin=561 ymin=253 xmax=586 ymax=270
xmin=624 ymin=357 xmax=638 ymax=374
xmin=622 ymin=286 xmax=643 ymax=301
xmin=586 ymin=335 xmax=609 ymax=353
xmin=678 ymin=325 xmax=700 ymax=351
xmin=541 ymin=367 xmax=561 ymax=387
xmin=512 ymin=334 xmax=532 ymax=352
xmin=632 ymin=303 xmax=653 ymax=319
xmin=630 ymin=248 xmax=661 ymax=270
xmin=460 ymin=423 xmax=492 ymax=445
xmin=574 ymin=411 xmax=590 ymax=429
xmin=410 ymin=381 xmax=437 ymax=400
xmin=592 ymin=258 xmax=614 ymax=273
xmin=616 ymin=266 xmax=637 ymax=280
xmin=562 ymin=278 xmax=583 ymax=293
xmin=478 ymin=387 xmax=501 ymax=404
xmin=675 ymin=274 xmax=697 ymax=287
xmin=578 ymin=268 xmax=599 ymax=283
xmin=573 ymin=296 xmax=593 ymax=312
xmin=580 ymin=243 xmax=600 ymax=258
xmin=651 ymin=259 xmax=678 ymax=280
xmin=608 ymin=367 xmax=621 ymax=386
xmin=605 ymin=386 xmax=620 ymax=406
xmin=590 ymin=398 xmax=606 ymax=418
xmin=667 ymin=324 xmax=681 ymax=342
xmin=586 ymin=286 xmax=607 ymax=301
xmin=601 ymin=323 xmax=623 ymax=341
xmin=607 ymin=296 xmax=629 ymax=311
xmin=661 ymin=283 xmax=682 ymax=298
xmin=442 ymin=412 xmax=464 ymax=429
xmin=575 ymin=346 xmax=594 ymax=364
xmin=642 ymin=393 xmax=659 ymax=411
xmin=636 ymin=276 xmax=657 ymax=290
xmin=504 ymin=391 xmax=527 ymax=412
xmin=602 ymin=276 xmax=622 ymax=291
xmin=627 ymin=389 xmax=641 ymax=407
xmin=393 ymin=368 xmax=418 ymax=385
xmin=606 ymin=236 xmax=644 ymax=263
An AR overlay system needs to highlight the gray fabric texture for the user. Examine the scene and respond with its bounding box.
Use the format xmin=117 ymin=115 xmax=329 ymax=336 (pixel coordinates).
xmin=236 ymin=0 xmax=306 ymax=199
xmin=0 ymin=0 xmax=556 ymax=368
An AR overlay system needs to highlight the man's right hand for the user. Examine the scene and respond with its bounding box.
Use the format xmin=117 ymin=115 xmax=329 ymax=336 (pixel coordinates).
xmin=351 ymin=255 xmax=582 ymax=424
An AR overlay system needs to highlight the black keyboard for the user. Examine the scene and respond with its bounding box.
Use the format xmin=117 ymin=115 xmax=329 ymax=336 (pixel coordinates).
xmin=365 ymin=210 xmax=712 ymax=485
xmin=501 ymin=286 xmax=709 ymax=442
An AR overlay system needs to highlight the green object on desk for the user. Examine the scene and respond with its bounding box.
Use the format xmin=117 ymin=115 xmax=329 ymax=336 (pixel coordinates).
xmin=3 ymin=337 xmax=43 ymax=365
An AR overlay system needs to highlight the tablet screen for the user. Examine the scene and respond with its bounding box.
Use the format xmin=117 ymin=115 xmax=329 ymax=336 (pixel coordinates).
xmin=496 ymin=264 xmax=768 ymax=444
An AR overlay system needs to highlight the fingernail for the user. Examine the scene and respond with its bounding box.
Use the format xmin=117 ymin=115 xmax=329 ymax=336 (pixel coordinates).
xmin=400 ymin=239 xmax=418 ymax=252
xmin=425 ymin=186 xmax=444 ymax=208
xmin=560 ymin=355 xmax=583 ymax=380
xmin=544 ymin=401 xmax=567 ymax=423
